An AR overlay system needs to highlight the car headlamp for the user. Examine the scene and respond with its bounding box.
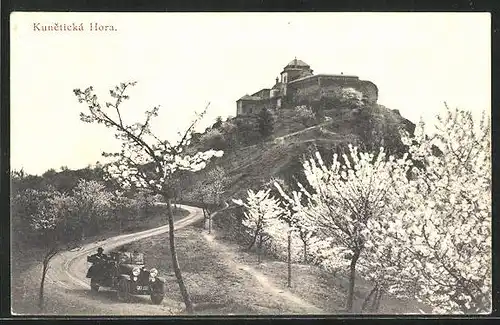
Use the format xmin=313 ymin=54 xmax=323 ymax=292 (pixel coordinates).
xmin=132 ymin=267 xmax=141 ymax=276
xmin=149 ymin=268 xmax=158 ymax=278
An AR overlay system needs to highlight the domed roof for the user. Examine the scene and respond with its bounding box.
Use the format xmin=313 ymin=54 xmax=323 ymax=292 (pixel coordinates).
xmin=285 ymin=58 xmax=310 ymax=68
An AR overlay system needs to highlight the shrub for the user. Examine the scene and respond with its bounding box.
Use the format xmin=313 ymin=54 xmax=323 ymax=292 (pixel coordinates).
xmin=257 ymin=108 xmax=275 ymax=138
xmin=199 ymin=128 xmax=227 ymax=150
xmin=293 ymin=105 xmax=316 ymax=127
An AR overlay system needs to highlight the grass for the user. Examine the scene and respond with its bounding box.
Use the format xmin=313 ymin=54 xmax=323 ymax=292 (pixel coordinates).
xmin=212 ymin=228 xmax=430 ymax=314
xmin=125 ymin=223 xmax=269 ymax=314
xmin=125 ymin=222 xmax=430 ymax=315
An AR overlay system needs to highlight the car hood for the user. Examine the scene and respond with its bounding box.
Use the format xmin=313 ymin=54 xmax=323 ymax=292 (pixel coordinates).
xmin=120 ymin=263 xmax=146 ymax=273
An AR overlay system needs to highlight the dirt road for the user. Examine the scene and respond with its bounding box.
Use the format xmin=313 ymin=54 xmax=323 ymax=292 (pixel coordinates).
xmin=15 ymin=204 xmax=203 ymax=315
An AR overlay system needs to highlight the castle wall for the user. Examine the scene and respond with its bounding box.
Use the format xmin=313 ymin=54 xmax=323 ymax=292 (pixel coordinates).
xmin=236 ymin=64 xmax=379 ymax=116
xmin=288 ymin=75 xmax=378 ymax=105
xmin=239 ymin=101 xmax=261 ymax=115
xmin=238 ymin=97 xmax=280 ymax=115
xmin=237 ymin=101 xmax=244 ymax=115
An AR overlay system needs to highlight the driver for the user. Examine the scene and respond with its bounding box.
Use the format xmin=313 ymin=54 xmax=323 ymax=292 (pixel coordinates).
xmin=88 ymin=247 xmax=109 ymax=277
xmin=92 ymin=247 xmax=108 ymax=263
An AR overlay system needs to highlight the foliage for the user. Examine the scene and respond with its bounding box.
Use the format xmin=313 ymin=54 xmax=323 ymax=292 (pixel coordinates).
xmin=257 ymin=108 xmax=276 ymax=138
xmin=233 ymin=189 xmax=284 ymax=252
xmin=339 ymin=87 xmax=364 ymax=108
xmin=21 ymin=188 xmax=77 ymax=310
xmin=199 ymin=128 xmax=227 ymax=150
xmin=389 ymin=105 xmax=491 ymax=313
xmin=232 ymin=117 xmax=263 ymax=146
xmin=293 ymin=105 xmax=317 ymax=127
xmin=266 ymin=105 xmax=491 ymax=314
xmin=273 ymin=179 xmax=317 ymax=263
xmin=212 ymin=116 xmax=223 ymax=129
xmin=55 ymin=179 xmax=113 ymax=241
xmin=294 ymin=85 xmax=366 ymax=113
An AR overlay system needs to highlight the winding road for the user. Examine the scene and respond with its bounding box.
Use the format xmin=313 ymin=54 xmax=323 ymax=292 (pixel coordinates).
xmin=17 ymin=204 xmax=323 ymax=315
xmin=21 ymin=204 xmax=203 ymax=315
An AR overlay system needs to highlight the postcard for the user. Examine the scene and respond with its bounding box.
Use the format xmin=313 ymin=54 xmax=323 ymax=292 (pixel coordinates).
xmin=10 ymin=12 xmax=491 ymax=316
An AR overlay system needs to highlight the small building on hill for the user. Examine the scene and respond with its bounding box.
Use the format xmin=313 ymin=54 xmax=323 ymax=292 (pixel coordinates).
xmin=236 ymin=58 xmax=378 ymax=116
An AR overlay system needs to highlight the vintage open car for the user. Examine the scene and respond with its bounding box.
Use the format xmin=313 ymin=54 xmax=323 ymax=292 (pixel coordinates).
xmin=86 ymin=250 xmax=165 ymax=304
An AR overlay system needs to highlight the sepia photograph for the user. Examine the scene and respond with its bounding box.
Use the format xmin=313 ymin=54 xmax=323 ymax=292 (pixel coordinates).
xmin=9 ymin=12 xmax=491 ymax=316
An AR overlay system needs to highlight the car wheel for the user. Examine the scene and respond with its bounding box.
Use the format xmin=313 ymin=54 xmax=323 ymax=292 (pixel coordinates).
xmin=90 ymin=278 xmax=99 ymax=292
xmin=150 ymin=292 xmax=164 ymax=305
xmin=117 ymin=278 xmax=130 ymax=302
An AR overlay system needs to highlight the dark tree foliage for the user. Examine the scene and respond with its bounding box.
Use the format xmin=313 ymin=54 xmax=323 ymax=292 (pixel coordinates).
xmin=234 ymin=117 xmax=261 ymax=146
xmin=212 ymin=116 xmax=223 ymax=129
xmin=257 ymin=108 xmax=275 ymax=138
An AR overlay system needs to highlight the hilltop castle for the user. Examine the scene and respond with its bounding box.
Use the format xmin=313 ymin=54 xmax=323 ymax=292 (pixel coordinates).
xmin=236 ymin=58 xmax=378 ymax=116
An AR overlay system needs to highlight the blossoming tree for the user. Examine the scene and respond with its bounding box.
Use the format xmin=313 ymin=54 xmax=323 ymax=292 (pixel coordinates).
xmin=71 ymin=179 xmax=114 ymax=240
xmin=28 ymin=189 xmax=76 ymax=310
xmin=290 ymin=145 xmax=411 ymax=312
xmin=392 ymin=105 xmax=492 ymax=313
xmin=233 ymin=189 xmax=284 ymax=263
xmin=73 ymin=82 xmax=223 ymax=314
xmin=274 ymin=180 xmax=317 ymax=264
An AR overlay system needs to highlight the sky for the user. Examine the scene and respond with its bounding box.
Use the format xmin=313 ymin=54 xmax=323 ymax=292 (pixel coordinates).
xmin=10 ymin=12 xmax=490 ymax=176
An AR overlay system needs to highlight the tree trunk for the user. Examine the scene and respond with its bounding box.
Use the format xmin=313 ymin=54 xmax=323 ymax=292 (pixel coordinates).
xmin=361 ymin=284 xmax=378 ymax=312
xmin=202 ymin=207 xmax=207 ymax=230
xmin=208 ymin=213 xmax=212 ymax=234
xmin=258 ymin=233 xmax=263 ymax=264
xmin=166 ymin=199 xmax=194 ymax=314
xmin=247 ymin=227 xmax=260 ymax=251
xmin=345 ymin=250 xmax=361 ymax=312
xmin=374 ymin=287 xmax=383 ymax=312
xmin=287 ymin=230 xmax=292 ymax=288
xmin=303 ymin=241 xmax=307 ymax=263
xmin=369 ymin=287 xmax=378 ymax=311
xmin=39 ymin=250 xmax=56 ymax=311
xmin=38 ymin=262 xmax=49 ymax=311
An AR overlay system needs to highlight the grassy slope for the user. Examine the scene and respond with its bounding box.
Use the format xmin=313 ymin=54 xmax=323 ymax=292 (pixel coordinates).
xmin=125 ymin=221 xmax=269 ymax=314
xmin=126 ymin=223 xmax=430 ymax=314
xmin=186 ymin=104 xmax=409 ymax=201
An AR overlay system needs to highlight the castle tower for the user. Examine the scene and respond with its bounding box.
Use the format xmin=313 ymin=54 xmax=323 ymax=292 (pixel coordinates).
xmin=280 ymin=58 xmax=314 ymax=84
xmin=280 ymin=58 xmax=314 ymax=96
